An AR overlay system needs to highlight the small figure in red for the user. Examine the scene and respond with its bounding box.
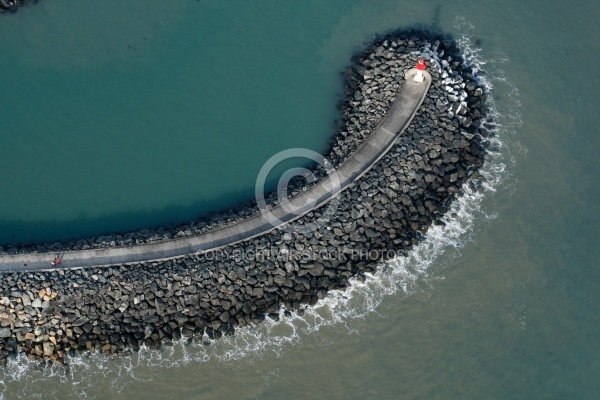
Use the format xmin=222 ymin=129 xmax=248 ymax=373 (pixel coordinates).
xmin=51 ymin=255 xmax=61 ymax=266
xmin=414 ymin=58 xmax=426 ymax=82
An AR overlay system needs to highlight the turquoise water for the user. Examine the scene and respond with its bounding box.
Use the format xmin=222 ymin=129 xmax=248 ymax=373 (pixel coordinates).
xmin=0 ymin=1 xmax=346 ymax=244
xmin=1 ymin=0 xmax=599 ymax=399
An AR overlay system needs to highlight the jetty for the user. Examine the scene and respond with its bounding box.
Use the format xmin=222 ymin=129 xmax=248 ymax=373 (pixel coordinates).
xmin=0 ymin=32 xmax=492 ymax=361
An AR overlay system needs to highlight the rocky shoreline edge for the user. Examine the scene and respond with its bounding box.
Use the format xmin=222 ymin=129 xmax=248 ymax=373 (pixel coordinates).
xmin=0 ymin=30 xmax=492 ymax=365
xmin=0 ymin=0 xmax=37 ymax=14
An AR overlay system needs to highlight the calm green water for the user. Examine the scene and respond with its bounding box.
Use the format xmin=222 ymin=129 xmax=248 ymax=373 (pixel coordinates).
xmin=1 ymin=0 xmax=599 ymax=399
xmin=0 ymin=0 xmax=346 ymax=244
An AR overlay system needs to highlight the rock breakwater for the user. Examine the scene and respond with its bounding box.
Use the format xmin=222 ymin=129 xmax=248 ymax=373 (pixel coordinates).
xmin=0 ymin=30 xmax=492 ymax=364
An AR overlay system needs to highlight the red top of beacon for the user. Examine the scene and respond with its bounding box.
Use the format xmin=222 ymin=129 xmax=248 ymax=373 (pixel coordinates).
xmin=416 ymin=59 xmax=426 ymax=70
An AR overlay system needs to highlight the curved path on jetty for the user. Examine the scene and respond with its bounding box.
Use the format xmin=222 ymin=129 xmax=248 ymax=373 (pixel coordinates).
xmin=1 ymin=69 xmax=431 ymax=272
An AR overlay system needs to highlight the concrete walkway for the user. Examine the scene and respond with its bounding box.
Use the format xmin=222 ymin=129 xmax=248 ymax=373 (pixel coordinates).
xmin=0 ymin=69 xmax=431 ymax=272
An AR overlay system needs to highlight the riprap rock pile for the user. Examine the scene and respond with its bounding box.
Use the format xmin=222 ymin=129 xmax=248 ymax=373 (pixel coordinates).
xmin=0 ymin=30 xmax=492 ymax=364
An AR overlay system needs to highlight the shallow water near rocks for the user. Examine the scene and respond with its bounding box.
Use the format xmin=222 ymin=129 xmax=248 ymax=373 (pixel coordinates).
xmin=0 ymin=0 xmax=599 ymax=399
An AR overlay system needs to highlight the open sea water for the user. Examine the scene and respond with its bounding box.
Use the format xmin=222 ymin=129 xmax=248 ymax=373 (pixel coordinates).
xmin=0 ymin=0 xmax=598 ymax=398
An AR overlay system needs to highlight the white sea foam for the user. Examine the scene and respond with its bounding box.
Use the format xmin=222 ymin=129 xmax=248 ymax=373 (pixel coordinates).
xmin=0 ymin=25 xmax=523 ymax=399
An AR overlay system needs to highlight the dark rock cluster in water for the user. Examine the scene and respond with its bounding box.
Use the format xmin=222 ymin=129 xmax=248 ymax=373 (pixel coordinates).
xmin=0 ymin=30 xmax=492 ymax=365
xmin=0 ymin=0 xmax=38 ymax=14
